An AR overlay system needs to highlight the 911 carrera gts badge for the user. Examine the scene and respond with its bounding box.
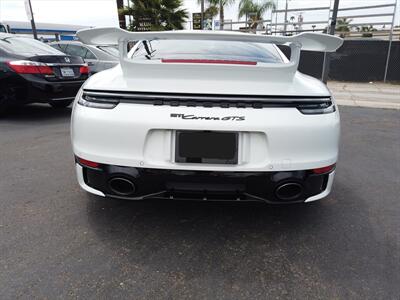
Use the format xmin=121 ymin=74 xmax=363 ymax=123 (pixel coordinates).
xmin=171 ymin=113 xmax=245 ymax=121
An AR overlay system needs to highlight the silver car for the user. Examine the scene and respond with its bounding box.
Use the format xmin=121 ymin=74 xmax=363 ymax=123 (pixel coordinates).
xmin=49 ymin=41 xmax=119 ymax=73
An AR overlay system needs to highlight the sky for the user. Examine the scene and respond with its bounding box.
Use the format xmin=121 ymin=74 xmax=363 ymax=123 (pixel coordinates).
xmin=0 ymin=0 xmax=398 ymax=29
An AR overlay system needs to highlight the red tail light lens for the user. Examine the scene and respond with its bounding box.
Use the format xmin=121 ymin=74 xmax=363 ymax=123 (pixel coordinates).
xmin=76 ymin=157 xmax=100 ymax=168
xmin=7 ymin=60 xmax=53 ymax=74
xmin=79 ymin=65 xmax=89 ymax=74
xmin=161 ymin=59 xmax=257 ymax=65
xmin=312 ymin=164 xmax=336 ymax=174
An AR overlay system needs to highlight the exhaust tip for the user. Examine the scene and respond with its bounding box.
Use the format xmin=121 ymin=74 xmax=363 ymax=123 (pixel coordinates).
xmin=108 ymin=177 xmax=136 ymax=196
xmin=275 ymin=182 xmax=303 ymax=201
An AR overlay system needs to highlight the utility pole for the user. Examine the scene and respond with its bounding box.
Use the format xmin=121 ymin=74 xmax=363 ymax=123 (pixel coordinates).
xmin=283 ymin=0 xmax=289 ymax=35
xmin=321 ymin=0 xmax=340 ymax=83
xmin=201 ymin=0 xmax=205 ymax=30
xmin=383 ymin=0 xmax=397 ymax=82
xmin=25 ymin=0 xmax=38 ymax=39
xmin=116 ymin=0 xmax=126 ymax=29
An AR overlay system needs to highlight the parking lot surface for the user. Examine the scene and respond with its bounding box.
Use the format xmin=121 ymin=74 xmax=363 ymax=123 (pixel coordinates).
xmin=0 ymin=105 xmax=399 ymax=299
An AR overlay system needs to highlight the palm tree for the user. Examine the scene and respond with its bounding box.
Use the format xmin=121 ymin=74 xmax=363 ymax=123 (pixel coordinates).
xmin=336 ymin=17 xmax=353 ymax=38
xmin=360 ymin=25 xmax=377 ymax=38
xmin=198 ymin=0 xmax=236 ymax=29
xmin=336 ymin=18 xmax=353 ymax=32
xmin=238 ymin=0 xmax=276 ymax=30
xmin=205 ymin=5 xmax=219 ymax=19
xmin=121 ymin=0 xmax=188 ymax=31
xmin=360 ymin=25 xmax=377 ymax=32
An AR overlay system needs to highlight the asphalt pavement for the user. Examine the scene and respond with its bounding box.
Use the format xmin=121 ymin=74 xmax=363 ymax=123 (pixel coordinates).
xmin=0 ymin=104 xmax=399 ymax=299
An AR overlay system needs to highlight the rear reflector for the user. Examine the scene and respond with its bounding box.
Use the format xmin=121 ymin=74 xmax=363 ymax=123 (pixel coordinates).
xmin=312 ymin=164 xmax=336 ymax=174
xmin=76 ymin=157 xmax=100 ymax=168
xmin=79 ymin=65 xmax=89 ymax=74
xmin=161 ymin=59 xmax=257 ymax=65
xmin=7 ymin=60 xmax=53 ymax=74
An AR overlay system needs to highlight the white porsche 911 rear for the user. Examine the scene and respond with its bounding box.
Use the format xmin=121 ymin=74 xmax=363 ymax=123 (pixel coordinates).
xmin=71 ymin=28 xmax=343 ymax=204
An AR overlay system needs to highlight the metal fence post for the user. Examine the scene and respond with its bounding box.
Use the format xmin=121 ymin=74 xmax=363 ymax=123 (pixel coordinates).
xmin=322 ymin=0 xmax=340 ymax=83
xmin=383 ymin=1 xmax=397 ymax=83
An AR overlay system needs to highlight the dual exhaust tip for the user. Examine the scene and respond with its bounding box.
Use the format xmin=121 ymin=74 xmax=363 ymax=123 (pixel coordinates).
xmin=108 ymin=177 xmax=136 ymax=196
xmin=275 ymin=182 xmax=304 ymax=201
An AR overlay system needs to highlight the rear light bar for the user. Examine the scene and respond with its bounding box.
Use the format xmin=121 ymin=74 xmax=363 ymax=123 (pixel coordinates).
xmin=78 ymin=93 xmax=119 ymax=109
xmin=297 ymin=102 xmax=336 ymax=115
xmin=76 ymin=157 xmax=100 ymax=168
xmin=7 ymin=60 xmax=53 ymax=75
xmin=161 ymin=59 xmax=257 ymax=65
xmin=312 ymin=164 xmax=336 ymax=174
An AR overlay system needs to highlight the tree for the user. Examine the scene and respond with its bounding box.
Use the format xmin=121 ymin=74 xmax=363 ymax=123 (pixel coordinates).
xmin=360 ymin=25 xmax=377 ymax=38
xmin=336 ymin=17 xmax=353 ymax=38
xmin=121 ymin=0 xmax=188 ymax=31
xmin=238 ymin=0 xmax=276 ymax=30
xmin=205 ymin=5 xmax=219 ymax=19
xmin=360 ymin=25 xmax=377 ymax=32
xmin=336 ymin=18 xmax=352 ymax=32
xmin=199 ymin=0 xmax=236 ymax=29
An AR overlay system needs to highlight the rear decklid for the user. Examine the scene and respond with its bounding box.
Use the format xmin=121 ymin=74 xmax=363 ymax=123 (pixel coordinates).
xmin=77 ymin=28 xmax=343 ymax=97
xmin=29 ymin=55 xmax=88 ymax=81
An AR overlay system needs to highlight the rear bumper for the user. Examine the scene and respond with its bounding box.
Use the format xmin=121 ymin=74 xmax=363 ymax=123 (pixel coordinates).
xmin=14 ymin=75 xmax=85 ymax=103
xmin=72 ymin=102 xmax=340 ymax=172
xmin=75 ymin=163 xmax=335 ymax=204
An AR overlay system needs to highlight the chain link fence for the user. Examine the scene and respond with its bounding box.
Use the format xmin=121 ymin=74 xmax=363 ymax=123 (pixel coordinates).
xmin=219 ymin=2 xmax=399 ymax=83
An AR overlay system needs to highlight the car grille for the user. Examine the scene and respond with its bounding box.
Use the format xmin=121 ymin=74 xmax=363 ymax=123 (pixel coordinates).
xmin=82 ymin=89 xmax=332 ymax=109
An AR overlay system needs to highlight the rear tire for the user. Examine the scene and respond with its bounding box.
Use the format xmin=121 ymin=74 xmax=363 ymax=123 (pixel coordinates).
xmin=0 ymin=92 xmax=10 ymax=116
xmin=49 ymin=100 xmax=73 ymax=109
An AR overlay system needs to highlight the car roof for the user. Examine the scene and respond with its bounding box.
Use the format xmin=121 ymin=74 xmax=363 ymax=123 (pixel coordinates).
xmin=0 ymin=33 xmax=28 ymax=39
xmin=49 ymin=40 xmax=83 ymax=45
xmin=49 ymin=40 xmax=119 ymax=61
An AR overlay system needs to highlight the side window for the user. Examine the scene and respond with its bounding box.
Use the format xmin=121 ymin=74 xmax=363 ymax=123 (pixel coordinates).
xmin=84 ymin=48 xmax=97 ymax=60
xmin=50 ymin=44 xmax=67 ymax=52
xmin=64 ymin=45 xmax=87 ymax=58
xmin=58 ymin=44 xmax=68 ymax=51
xmin=50 ymin=44 xmax=62 ymax=51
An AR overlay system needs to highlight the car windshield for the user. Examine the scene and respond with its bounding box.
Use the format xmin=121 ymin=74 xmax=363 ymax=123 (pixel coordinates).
xmin=129 ymin=40 xmax=283 ymax=64
xmin=0 ymin=25 xmax=7 ymax=33
xmin=0 ymin=36 xmax=63 ymax=56
xmin=97 ymin=45 xmax=119 ymax=57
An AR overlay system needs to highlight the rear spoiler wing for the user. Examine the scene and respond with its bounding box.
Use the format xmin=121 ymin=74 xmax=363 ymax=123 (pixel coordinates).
xmin=77 ymin=27 xmax=343 ymax=71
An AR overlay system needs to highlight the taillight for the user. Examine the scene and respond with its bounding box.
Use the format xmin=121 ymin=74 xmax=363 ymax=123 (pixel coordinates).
xmin=297 ymin=101 xmax=336 ymax=115
xmin=79 ymin=65 xmax=89 ymax=74
xmin=78 ymin=92 xmax=119 ymax=109
xmin=7 ymin=60 xmax=53 ymax=74
xmin=312 ymin=164 xmax=336 ymax=174
xmin=76 ymin=157 xmax=100 ymax=168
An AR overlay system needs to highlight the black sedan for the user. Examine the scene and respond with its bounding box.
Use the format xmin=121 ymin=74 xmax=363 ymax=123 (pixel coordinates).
xmin=0 ymin=33 xmax=89 ymax=114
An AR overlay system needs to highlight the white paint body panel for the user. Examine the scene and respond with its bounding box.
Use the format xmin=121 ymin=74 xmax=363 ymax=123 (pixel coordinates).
xmin=83 ymin=64 xmax=330 ymax=97
xmin=71 ymin=30 xmax=342 ymax=202
xmin=72 ymin=97 xmax=340 ymax=172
